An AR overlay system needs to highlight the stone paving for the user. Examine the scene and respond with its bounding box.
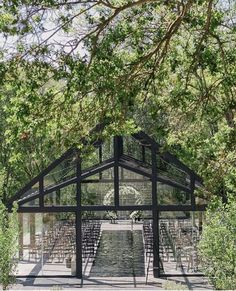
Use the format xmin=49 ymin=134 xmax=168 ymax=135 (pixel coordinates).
xmin=12 ymin=275 xmax=213 ymax=290
xmin=12 ymin=221 xmax=214 ymax=290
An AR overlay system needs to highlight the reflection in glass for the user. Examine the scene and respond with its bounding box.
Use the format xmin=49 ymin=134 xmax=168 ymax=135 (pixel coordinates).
xmin=21 ymin=198 xmax=39 ymax=207
xmin=102 ymin=137 xmax=113 ymax=161
xmin=18 ymin=183 xmax=39 ymax=204
xmin=119 ymin=168 xmax=152 ymax=205
xmin=44 ymin=155 xmax=76 ymax=189
xmin=81 ymin=147 xmax=100 ymax=170
xmin=17 ymin=213 xmax=76 ymax=276
xmin=44 ymin=184 xmax=77 ymax=206
xmin=157 ymin=156 xmax=190 ymax=187
xmin=81 ymin=168 xmax=114 ymax=206
xmin=123 ymin=136 xmax=143 ymax=162
xmin=158 ymin=183 xmax=190 ymax=205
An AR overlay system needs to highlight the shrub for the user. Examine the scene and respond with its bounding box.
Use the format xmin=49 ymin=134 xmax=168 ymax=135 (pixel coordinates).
xmin=198 ymin=195 xmax=236 ymax=290
xmin=0 ymin=201 xmax=19 ymax=290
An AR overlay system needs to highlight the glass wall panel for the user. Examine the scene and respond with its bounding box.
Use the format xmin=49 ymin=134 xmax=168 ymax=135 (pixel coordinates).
xmin=158 ymin=183 xmax=190 ymax=205
xmin=157 ymin=156 xmax=190 ymax=188
xmin=102 ymin=137 xmax=113 ymax=161
xmin=81 ymin=147 xmax=100 ymax=170
xmin=17 ymin=212 xmax=76 ymax=276
xmin=123 ymin=136 xmax=143 ymax=162
xmin=81 ymin=138 xmax=113 ymax=171
xmin=159 ymin=211 xmax=203 ymax=275
xmin=119 ymin=167 xmax=148 ymax=181
xmin=21 ymin=198 xmax=39 ymax=207
xmin=119 ymin=168 xmax=152 ymax=205
xmin=18 ymin=182 xmax=39 ymax=204
xmin=17 ymin=213 xmax=43 ymax=276
xmin=81 ymin=168 xmax=114 ymax=206
xmin=44 ymin=192 xmax=57 ymax=206
xmin=100 ymin=167 xmax=114 ymax=180
xmin=44 ymin=154 xmax=76 ymax=189
xmin=44 ymin=183 xmax=77 ymax=206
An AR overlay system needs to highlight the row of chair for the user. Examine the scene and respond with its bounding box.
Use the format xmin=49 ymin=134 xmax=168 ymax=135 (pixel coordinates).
xmin=159 ymin=219 xmax=200 ymax=272
xmin=82 ymin=220 xmax=101 ymax=261
xmin=28 ymin=220 xmax=76 ymax=263
xmin=27 ymin=219 xmax=101 ymax=266
xmin=143 ymin=219 xmax=200 ymax=276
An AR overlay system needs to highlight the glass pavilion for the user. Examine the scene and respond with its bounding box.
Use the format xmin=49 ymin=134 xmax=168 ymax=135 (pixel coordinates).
xmin=8 ymin=128 xmax=207 ymax=279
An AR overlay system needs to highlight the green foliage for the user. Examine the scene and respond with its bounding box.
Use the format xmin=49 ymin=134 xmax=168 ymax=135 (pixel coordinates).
xmin=162 ymin=280 xmax=188 ymax=290
xmin=0 ymin=0 xmax=235 ymax=204
xmin=198 ymin=195 xmax=236 ymax=290
xmin=129 ymin=210 xmax=142 ymax=220
xmin=82 ymin=190 xmax=97 ymax=206
xmin=0 ymin=202 xmax=19 ymax=290
xmin=0 ymin=2 xmax=235 ymax=288
xmin=106 ymin=211 xmax=117 ymax=222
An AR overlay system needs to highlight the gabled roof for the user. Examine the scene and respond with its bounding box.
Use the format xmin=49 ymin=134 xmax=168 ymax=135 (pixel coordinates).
xmin=8 ymin=125 xmax=203 ymax=208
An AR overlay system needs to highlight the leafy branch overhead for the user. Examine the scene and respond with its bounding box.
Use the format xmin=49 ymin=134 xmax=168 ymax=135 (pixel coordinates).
xmin=0 ymin=0 xmax=235 ymax=198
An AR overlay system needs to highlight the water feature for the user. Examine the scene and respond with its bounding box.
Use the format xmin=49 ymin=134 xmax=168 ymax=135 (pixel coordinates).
xmin=89 ymin=230 xmax=145 ymax=277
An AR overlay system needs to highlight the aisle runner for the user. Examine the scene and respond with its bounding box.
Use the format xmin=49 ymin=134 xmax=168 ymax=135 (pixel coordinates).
xmin=89 ymin=230 xmax=145 ymax=277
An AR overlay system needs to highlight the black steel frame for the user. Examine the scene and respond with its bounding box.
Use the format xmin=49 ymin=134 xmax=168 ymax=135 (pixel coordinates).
xmin=8 ymin=130 xmax=207 ymax=280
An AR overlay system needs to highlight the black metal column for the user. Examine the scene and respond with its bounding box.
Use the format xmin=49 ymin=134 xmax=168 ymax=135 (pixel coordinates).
xmin=99 ymin=145 xmax=102 ymax=180
xmin=151 ymin=145 xmax=160 ymax=277
xmin=190 ymin=175 xmax=196 ymax=207
xmin=114 ymin=136 xmax=122 ymax=207
xmin=76 ymin=153 xmax=82 ymax=278
xmin=39 ymin=177 xmax=44 ymax=207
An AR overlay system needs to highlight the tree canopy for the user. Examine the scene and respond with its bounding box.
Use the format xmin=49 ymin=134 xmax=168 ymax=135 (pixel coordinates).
xmin=0 ymin=0 xmax=235 ymax=200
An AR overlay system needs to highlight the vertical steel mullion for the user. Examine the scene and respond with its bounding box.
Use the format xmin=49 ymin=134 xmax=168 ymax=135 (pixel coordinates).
xmin=76 ymin=153 xmax=82 ymax=279
xmin=99 ymin=145 xmax=102 ymax=180
xmin=151 ymin=145 xmax=160 ymax=278
xmin=190 ymin=175 xmax=196 ymax=208
xmin=114 ymin=136 xmax=119 ymax=208
xmin=39 ymin=177 xmax=44 ymax=208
